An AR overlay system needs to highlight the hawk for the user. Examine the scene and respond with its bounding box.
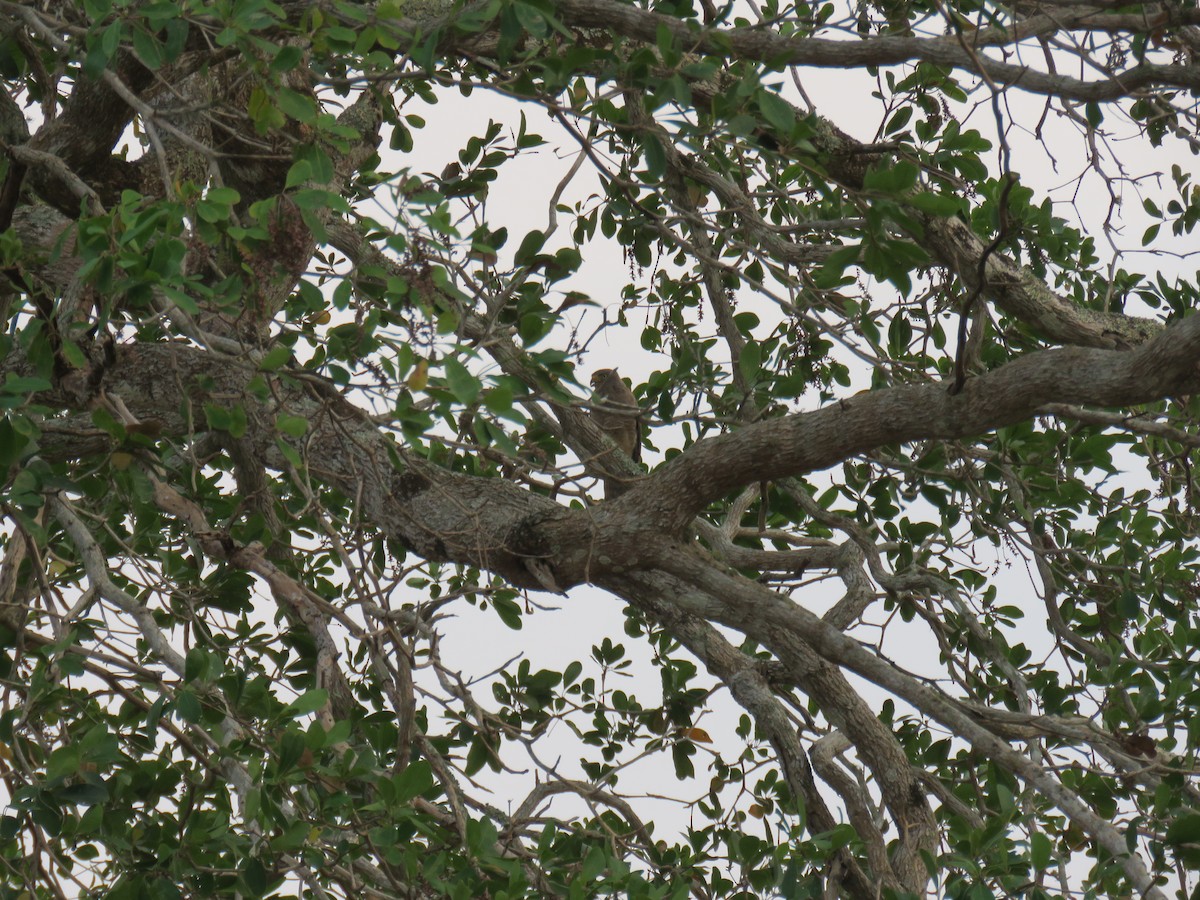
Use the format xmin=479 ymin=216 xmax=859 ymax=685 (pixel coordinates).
xmin=589 ymin=368 xmax=642 ymax=497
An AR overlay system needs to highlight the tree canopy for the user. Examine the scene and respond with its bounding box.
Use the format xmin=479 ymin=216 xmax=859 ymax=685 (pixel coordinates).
xmin=1 ymin=0 xmax=1199 ymax=897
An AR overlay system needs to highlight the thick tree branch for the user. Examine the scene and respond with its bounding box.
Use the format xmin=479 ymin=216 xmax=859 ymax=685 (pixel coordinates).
xmin=553 ymin=0 xmax=1200 ymax=101
xmin=627 ymin=312 xmax=1200 ymax=530
xmin=18 ymin=307 xmax=1200 ymax=598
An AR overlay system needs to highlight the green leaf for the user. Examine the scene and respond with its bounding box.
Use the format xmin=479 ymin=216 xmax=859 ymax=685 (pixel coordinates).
xmin=259 ymin=345 xmax=292 ymax=370
xmin=285 ymin=159 xmax=313 ymax=189
xmin=579 ymin=845 xmax=607 ymax=882
xmin=276 ymin=414 xmax=308 ymax=437
xmin=884 ymin=106 xmax=912 ymax=135
xmin=45 ymin=745 xmax=81 ymax=782
xmin=864 ymin=160 xmax=919 ymax=194
xmin=283 ymin=689 xmax=329 ymax=718
xmin=248 ymin=86 xmax=285 ymax=132
xmin=907 ymin=191 xmax=964 ymax=216
xmin=813 ymin=243 xmax=860 ymax=288
xmin=0 ymin=418 xmax=28 ymax=467
xmin=1166 ymin=813 xmax=1200 ymax=844
xmin=174 ymin=690 xmax=202 ymax=724
xmin=290 ymin=188 xmax=351 ymax=213
xmin=464 ymin=735 xmax=491 ymax=776
xmin=240 ymin=856 xmax=269 ymax=898
xmin=483 ymin=384 xmax=514 ymax=416
xmin=2 ymin=375 xmax=51 ymax=395
xmin=184 ymin=646 xmax=209 ymax=682
xmin=640 ymin=135 xmax=666 ymax=180
xmin=393 ymin=759 xmax=436 ymax=802
xmin=277 ymin=87 xmax=316 ymax=123
xmin=758 ymin=91 xmax=796 ymax=134
xmin=161 ymin=285 xmax=199 ymax=314
xmin=276 ymin=438 xmax=302 ymax=467
xmin=295 ymin=144 xmax=334 ymax=184
xmin=444 ymin=358 xmax=481 ymax=405
xmin=203 ymin=403 xmax=247 ymax=438
xmin=207 ymin=187 xmax=240 ymax=206
xmin=1030 ymin=832 xmax=1051 ymax=871
xmin=131 ymin=26 xmax=164 ymax=68
xmin=514 ymin=229 xmax=546 ymax=265
xmin=59 ymin=782 xmax=109 ymax=807
xmin=492 ymin=593 xmax=523 ymax=630
xmin=738 ymin=341 xmax=762 ymax=385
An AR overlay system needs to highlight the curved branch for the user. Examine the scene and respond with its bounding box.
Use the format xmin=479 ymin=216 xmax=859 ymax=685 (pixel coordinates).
xmin=554 ymin=0 xmax=1200 ymax=101
xmin=626 ymin=312 xmax=1200 ymax=530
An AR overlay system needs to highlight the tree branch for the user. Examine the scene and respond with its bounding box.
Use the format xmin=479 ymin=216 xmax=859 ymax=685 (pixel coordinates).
xmin=630 ymin=313 xmax=1200 ymax=529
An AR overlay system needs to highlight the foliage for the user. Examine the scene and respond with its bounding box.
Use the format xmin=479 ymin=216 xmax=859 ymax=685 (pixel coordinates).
xmin=0 ymin=0 xmax=1198 ymax=898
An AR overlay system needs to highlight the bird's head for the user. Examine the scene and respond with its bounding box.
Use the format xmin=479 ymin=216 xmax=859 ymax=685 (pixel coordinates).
xmin=590 ymin=368 xmax=618 ymax=390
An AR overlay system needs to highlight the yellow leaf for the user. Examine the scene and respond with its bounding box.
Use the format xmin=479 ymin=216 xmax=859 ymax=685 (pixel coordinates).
xmin=306 ymin=309 xmax=331 ymax=325
xmin=683 ymin=727 xmax=712 ymax=743
xmin=748 ymin=804 xmax=765 ymax=819
xmin=111 ymin=451 xmax=134 ymax=470
xmin=407 ymin=359 xmax=429 ymax=391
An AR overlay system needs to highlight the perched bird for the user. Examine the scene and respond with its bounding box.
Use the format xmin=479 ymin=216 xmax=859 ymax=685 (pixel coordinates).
xmin=589 ymin=368 xmax=641 ymax=460
xmin=589 ymin=368 xmax=641 ymax=497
